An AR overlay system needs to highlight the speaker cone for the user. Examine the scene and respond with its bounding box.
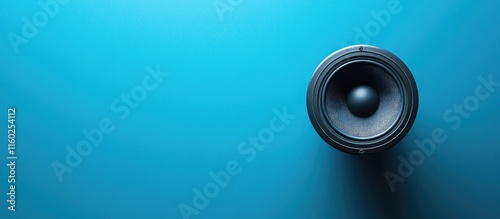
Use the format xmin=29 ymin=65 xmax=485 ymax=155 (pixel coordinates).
xmin=307 ymin=45 xmax=418 ymax=154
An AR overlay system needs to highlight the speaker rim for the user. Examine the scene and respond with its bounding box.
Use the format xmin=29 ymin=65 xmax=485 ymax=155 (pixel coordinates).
xmin=307 ymin=45 xmax=418 ymax=155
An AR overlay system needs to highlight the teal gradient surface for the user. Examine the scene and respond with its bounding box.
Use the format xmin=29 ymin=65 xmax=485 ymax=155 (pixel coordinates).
xmin=1 ymin=1 xmax=499 ymax=218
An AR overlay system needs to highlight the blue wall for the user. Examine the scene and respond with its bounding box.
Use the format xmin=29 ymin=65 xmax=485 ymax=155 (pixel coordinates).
xmin=1 ymin=1 xmax=499 ymax=218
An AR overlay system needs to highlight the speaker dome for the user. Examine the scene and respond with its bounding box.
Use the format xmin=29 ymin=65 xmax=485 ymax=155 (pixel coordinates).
xmin=307 ymin=45 xmax=418 ymax=154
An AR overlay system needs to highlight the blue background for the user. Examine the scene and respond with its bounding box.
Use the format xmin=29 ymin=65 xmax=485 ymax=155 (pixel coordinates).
xmin=1 ymin=0 xmax=499 ymax=218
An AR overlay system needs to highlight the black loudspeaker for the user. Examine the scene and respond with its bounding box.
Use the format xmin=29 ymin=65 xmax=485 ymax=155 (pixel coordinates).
xmin=307 ymin=45 xmax=418 ymax=154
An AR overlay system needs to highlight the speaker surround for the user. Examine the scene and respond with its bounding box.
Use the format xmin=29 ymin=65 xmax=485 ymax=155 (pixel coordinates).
xmin=307 ymin=45 xmax=418 ymax=154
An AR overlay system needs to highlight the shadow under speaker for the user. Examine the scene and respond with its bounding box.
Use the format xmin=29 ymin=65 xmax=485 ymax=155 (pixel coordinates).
xmin=307 ymin=45 xmax=418 ymax=154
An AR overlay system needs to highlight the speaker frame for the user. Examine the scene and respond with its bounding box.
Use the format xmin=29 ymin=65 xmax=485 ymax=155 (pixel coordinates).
xmin=307 ymin=45 xmax=418 ymax=154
